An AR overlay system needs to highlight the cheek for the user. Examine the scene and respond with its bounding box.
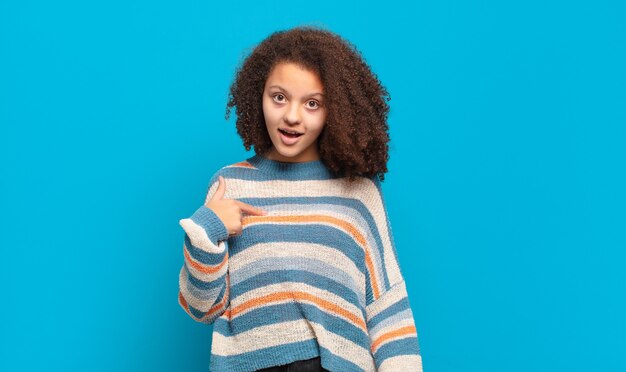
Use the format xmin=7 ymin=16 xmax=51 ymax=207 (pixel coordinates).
xmin=311 ymin=111 xmax=327 ymax=133
xmin=308 ymin=122 xmax=325 ymax=143
xmin=262 ymin=99 xmax=270 ymax=120
xmin=263 ymin=102 xmax=281 ymax=124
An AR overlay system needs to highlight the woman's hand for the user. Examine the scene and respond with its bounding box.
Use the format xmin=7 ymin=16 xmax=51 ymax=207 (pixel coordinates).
xmin=205 ymin=176 xmax=267 ymax=237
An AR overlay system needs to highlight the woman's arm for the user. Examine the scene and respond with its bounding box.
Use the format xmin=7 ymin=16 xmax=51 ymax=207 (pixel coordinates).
xmin=364 ymin=177 xmax=424 ymax=371
xmin=177 ymin=176 xmax=231 ymax=324
xmin=366 ymin=280 xmax=423 ymax=370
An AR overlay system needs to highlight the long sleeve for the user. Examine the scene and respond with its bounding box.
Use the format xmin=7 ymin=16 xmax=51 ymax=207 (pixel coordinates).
xmin=178 ymin=177 xmax=231 ymax=324
xmin=364 ymin=177 xmax=423 ymax=371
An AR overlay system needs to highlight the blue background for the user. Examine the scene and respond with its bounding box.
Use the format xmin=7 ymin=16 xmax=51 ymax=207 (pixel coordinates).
xmin=1 ymin=0 xmax=624 ymax=371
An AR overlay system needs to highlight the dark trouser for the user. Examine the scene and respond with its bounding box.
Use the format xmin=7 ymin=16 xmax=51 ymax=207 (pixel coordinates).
xmin=256 ymin=356 xmax=328 ymax=372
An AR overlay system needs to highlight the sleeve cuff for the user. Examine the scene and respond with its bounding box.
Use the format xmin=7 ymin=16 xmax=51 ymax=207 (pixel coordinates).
xmin=189 ymin=205 xmax=229 ymax=244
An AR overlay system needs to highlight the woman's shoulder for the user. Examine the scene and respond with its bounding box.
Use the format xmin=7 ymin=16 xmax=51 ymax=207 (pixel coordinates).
xmin=207 ymin=157 xmax=260 ymax=179
xmin=344 ymin=173 xmax=383 ymax=191
xmin=200 ymin=157 xmax=261 ymax=200
xmin=327 ymin=174 xmax=385 ymax=204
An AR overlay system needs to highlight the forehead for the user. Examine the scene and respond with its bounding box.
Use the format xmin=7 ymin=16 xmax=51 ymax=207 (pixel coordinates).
xmin=265 ymin=62 xmax=324 ymax=92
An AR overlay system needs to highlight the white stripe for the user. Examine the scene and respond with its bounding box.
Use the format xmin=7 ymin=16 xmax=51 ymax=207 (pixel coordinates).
xmin=378 ymin=355 xmax=423 ymax=371
xmin=212 ymin=319 xmax=377 ymax=371
xmin=179 ymin=218 xmax=226 ymax=254
xmin=212 ymin=319 xmax=316 ymax=355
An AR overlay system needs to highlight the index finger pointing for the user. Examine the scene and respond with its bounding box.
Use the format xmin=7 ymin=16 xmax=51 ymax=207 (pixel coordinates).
xmin=235 ymin=201 xmax=267 ymax=216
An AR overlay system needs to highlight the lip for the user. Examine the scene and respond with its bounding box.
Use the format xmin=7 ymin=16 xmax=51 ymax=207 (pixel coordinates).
xmin=278 ymin=128 xmax=303 ymax=135
xmin=278 ymin=128 xmax=303 ymax=146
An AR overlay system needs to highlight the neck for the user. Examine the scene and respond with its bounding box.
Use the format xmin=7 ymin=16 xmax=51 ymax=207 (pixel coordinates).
xmin=266 ymin=147 xmax=320 ymax=163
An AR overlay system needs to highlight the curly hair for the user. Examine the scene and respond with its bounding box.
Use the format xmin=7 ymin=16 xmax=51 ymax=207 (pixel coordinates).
xmin=225 ymin=26 xmax=391 ymax=181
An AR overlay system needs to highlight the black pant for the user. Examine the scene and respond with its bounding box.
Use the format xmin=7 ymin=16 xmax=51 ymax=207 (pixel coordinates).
xmin=256 ymin=356 xmax=328 ymax=372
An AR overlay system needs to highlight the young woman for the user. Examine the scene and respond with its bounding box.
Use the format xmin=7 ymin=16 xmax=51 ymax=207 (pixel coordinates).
xmin=178 ymin=26 xmax=424 ymax=371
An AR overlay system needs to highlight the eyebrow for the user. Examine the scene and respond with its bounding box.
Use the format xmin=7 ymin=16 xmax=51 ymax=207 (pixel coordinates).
xmin=268 ymin=85 xmax=325 ymax=98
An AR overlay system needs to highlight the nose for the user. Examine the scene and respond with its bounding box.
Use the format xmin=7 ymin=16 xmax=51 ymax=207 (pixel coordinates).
xmin=283 ymin=102 xmax=302 ymax=125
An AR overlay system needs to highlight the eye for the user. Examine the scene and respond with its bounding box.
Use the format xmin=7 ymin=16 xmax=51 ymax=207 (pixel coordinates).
xmin=272 ymin=94 xmax=286 ymax=103
xmin=306 ymin=100 xmax=321 ymax=109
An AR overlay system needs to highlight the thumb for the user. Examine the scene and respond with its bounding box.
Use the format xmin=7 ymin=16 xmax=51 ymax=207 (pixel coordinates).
xmin=210 ymin=176 xmax=226 ymax=201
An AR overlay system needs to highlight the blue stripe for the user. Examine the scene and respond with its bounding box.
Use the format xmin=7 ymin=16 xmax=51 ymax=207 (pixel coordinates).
xmin=186 ymin=284 xmax=227 ymax=322
xmin=373 ymin=337 xmax=421 ymax=368
xmin=367 ymin=296 xmax=411 ymax=329
xmin=187 ymin=303 xmax=206 ymax=319
xmin=184 ymin=269 xmax=223 ymax=301
xmin=230 ymin=269 xmax=364 ymax=311
xmin=185 ymin=263 xmax=227 ymax=291
xmin=184 ymin=234 xmax=226 ymax=265
xmin=213 ymin=302 xmax=369 ymax=346
xmin=369 ymin=308 xmax=414 ymax=336
xmin=222 ymin=157 xmax=335 ymax=181
xmin=230 ymin=256 xmax=361 ymax=300
xmin=230 ymin=224 xmax=365 ymax=268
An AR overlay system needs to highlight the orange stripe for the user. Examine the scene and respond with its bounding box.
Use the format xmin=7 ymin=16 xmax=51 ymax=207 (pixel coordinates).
xmin=178 ymin=291 xmax=189 ymax=311
xmin=229 ymin=291 xmax=366 ymax=331
xmin=228 ymin=161 xmax=256 ymax=169
xmin=179 ymin=275 xmax=230 ymax=322
xmin=183 ymin=243 xmax=228 ymax=274
xmin=371 ymin=325 xmax=417 ymax=352
xmin=243 ymin=214 xmax=381 ymax=299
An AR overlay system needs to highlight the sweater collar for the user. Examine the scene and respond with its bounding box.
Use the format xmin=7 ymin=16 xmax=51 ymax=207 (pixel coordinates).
xmin=246 ymin=153 xmax=333 ymax=180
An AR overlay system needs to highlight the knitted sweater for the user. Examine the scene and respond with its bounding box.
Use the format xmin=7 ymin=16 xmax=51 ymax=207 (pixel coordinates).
xmin=178 ymin=154 xmax=423 ymax=371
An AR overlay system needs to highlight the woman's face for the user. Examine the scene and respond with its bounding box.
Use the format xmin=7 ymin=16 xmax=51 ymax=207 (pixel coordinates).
xmin=262 ymin=61 xmax=327 ymax=163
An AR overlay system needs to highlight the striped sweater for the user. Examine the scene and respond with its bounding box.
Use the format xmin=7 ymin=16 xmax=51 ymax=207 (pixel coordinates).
xmin=178 ymin=154 xmax=423 ymax=371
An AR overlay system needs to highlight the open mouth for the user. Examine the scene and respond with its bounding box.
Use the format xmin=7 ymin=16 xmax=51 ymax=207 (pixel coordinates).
xmin=278 ymin=129 xmax=303 ymax=138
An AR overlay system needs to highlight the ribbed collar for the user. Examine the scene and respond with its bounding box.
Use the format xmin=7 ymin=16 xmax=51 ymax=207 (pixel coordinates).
xmin=246 ymin=153 xmax=333 ymax=180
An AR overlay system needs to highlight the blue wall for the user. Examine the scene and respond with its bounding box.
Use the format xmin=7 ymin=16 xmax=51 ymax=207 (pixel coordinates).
xmin=1 ymin=1 xmax=624 ymax=371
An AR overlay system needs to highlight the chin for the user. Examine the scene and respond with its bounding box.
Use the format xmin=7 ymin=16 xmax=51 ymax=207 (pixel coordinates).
xmin=275 ymin=147 xmax=302 ymax=159
xmin=268 ymin=140 xmax=312 ymax=161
